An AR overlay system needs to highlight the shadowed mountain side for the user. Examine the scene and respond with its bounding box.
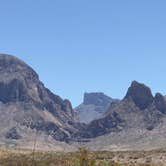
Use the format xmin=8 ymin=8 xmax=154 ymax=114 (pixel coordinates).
xmin=0 ymin=54 xmax=78 ymax=143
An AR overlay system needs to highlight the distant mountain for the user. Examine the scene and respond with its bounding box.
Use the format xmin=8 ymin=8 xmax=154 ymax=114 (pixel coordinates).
xmin=75 ymin=92 xmax=118 ymax=123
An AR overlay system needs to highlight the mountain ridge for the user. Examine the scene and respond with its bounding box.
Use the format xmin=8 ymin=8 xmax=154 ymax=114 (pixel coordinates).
xmin=75 ymin=81 xmax=166 ymax=140
xmin=0 ymin=54 xmax=166 ymax=151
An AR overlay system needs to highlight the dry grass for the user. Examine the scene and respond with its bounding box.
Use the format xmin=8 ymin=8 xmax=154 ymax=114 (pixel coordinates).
xmin=0 ymin=148 xmax=165 ymax=166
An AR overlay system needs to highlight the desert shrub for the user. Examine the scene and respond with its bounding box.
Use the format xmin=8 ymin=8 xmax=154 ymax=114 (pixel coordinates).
xmin=0 ymin=148 xmax=163 ymax=166
xmin=73 ymin=148 xmax=95 ymax=166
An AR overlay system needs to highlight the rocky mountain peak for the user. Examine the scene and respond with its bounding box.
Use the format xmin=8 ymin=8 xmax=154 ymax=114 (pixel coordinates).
xmin=0 ymin=54 xmax=39 ymax=82
xmin=0 ymin=54 xmax=74 ymax=120
xmin=124 ymin=81 xmax=154 ymax=109
xmin=83 ymin=92 xmax=112 ymax=106
xmin=154 ymin=93 xmax=166 ymax=114
xmin=0 ymin=54 xmax=39 ymax=103
xmin=0 ymin=54 xmax=77 ymax=142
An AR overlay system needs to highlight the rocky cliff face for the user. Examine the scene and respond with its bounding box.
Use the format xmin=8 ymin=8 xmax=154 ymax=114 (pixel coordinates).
xmin=0 ymin=54 xmax=74 ymax=120
xmin=0 ymin=54 xmax=75 ymax=142
xmin=124 ymin=81 xmax=154 ymax=110
xmin=76 ymin=81 xmax=166 ymax=139
xmin=75 ymin=92 xmax=116 ymax=123
xmin=154 ymin=93 xmax=166 ymax=114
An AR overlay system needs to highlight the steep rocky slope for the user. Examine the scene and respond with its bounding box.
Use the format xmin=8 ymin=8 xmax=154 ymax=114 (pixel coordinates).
xmin=0 ymin=54 xmax=77 ymax=145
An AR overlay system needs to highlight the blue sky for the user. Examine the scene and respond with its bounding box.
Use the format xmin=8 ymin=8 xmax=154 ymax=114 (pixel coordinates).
xmin=0 ymin=0 xmax=166 ymax=107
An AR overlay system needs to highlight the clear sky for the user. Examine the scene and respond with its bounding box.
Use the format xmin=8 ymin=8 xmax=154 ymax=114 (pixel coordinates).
xmin=0 ymin=0 xmax=166 ymax=107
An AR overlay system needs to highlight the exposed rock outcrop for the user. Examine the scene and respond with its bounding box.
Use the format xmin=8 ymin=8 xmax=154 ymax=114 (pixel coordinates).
xmin=124 ymin=81 xmax=154 ymax=110
xmin=154 ymin=93 xmax=166 ymax=114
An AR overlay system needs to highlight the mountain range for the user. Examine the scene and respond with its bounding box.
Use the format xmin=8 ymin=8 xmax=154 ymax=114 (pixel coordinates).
xmin=0 ymin=54 xmax=166 ymax=151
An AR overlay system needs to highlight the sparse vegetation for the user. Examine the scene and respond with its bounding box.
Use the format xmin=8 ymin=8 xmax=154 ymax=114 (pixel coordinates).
xmin=0 ymin=148 xmax=165 ymax=166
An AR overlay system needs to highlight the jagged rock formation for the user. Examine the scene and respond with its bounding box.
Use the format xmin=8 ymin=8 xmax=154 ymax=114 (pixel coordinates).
xmin=76 ymin=81 xmax=166 ymax=139
xmin=0 ymin=54 xmax=76 ymax=143
xmin=154 ymin=93 xmax=166 ymax=114
xmin=124 ymin=81 xmax=154 ymax=110
xmin=75 ymin=92 xmax=116 ymax=123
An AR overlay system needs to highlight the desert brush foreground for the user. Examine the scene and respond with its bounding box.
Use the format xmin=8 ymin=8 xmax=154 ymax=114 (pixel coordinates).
xmin=0 ymin=148 xmax=165 ymax=166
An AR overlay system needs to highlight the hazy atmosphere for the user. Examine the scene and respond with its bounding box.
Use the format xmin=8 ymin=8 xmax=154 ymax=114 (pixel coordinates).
xmin=1 ymin=0 xmax=166 ymax=106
